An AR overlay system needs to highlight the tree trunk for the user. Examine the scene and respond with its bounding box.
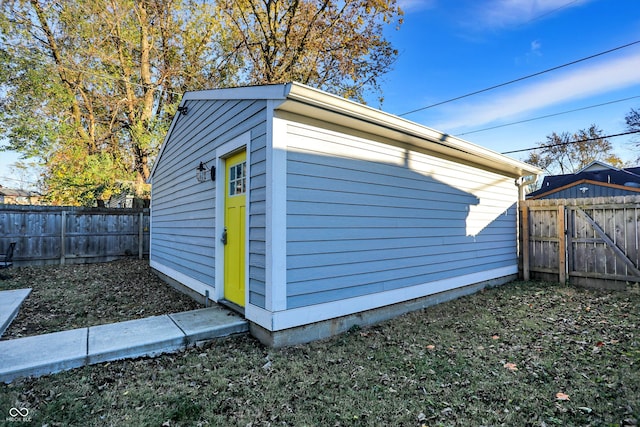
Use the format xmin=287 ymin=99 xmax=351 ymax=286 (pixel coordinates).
xmin=30 ymin=0 xmax=96 ymax=153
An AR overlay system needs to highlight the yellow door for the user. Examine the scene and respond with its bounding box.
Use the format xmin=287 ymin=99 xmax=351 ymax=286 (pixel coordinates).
xmin=224 ymin=150 xmax=247 ymax=306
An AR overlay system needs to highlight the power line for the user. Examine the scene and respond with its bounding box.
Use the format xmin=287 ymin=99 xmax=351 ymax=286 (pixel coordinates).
xmin=399 ymin=40 xmax=640 ymax=117
xmin=0 ymin=175 xmax=38 ymax=183
xmin=456 ymin=95 xmax=640 ymax=137
xmin=501 ymin=130 xmax=640 ymax=155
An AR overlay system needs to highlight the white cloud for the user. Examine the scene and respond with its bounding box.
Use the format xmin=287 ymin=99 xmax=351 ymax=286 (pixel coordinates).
xmin=469 ymin=0 xmax=592 ymax=29
xmin=432 ymin=51 xmax=640 ymax=131
xmin=397 ymin=0 xmax=437 ymax=13
xmin=530 ymin=40 xmax=542 ymax=54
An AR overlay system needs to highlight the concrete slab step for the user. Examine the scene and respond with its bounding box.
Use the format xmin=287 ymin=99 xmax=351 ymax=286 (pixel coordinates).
xmin=169 ymin=306 xmax=248 ymax=344
xmin=0 ymin=328 xmax=88 ymax=382
xmin=0 ymin=289 xmax=32 ymax=337
xmin=88 ymin=315 xmax=186 ymax=365
xmin=0 ymin=306 xmax=248 ymax=383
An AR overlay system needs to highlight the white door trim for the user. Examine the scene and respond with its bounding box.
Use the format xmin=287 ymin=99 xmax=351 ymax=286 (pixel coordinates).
xmin=214 ymin=132 xmax=251 ymax=304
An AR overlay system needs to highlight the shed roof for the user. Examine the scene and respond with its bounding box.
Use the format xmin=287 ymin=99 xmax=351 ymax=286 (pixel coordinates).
xmin=151 ymin=82 xmax=541 ymax=180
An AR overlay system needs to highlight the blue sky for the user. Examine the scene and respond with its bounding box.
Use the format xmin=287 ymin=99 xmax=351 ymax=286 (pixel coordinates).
xmin=1 ymin=0 xmax=639 ymax=189
xmin=367 ymin=0 xmax=640 ymax=166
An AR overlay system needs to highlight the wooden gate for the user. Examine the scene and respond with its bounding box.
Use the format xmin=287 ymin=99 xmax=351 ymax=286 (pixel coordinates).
xmin=521 ymin=196 xmax=640 ymax=289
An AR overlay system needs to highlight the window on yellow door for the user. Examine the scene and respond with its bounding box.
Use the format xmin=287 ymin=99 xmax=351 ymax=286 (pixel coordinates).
xmin=229 ymin=162 xmax=246 ymax=196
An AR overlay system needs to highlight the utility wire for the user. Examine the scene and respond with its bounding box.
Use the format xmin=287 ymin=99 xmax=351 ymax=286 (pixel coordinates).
xmin=501 ymin=130 xmax=640 ymax=154
xmin=0 ymin=176 xmax=39 ymax=187
xmin=399 ymin=40 xmax=640 ymax=117
xmin=456 ymin=95 xmax=640 ymax=137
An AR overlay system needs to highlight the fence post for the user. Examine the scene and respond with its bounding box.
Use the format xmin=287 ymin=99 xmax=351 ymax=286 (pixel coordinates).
xmin=138 ymin=211 xmax=144 ymax=260
xmin=60 ymin=210 xmax=66 ymax=265
xmin=521 ymin=204 xmax=530 ymax=281
xmin=557 ymin=205 xmax=566 ymax=284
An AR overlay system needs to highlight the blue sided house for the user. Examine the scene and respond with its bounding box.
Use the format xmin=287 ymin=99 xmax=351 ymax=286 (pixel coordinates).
xmin=148 ymin=82 xmax=541 ymax=346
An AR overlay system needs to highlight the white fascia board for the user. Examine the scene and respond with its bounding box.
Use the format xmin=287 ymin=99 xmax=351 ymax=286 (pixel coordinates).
xmin=148 ymin=101 xmax=187 ymax=182
xmin=283 ymin=82 xmax=541 ymax=178
xmin=150 ymin=85 xmax=288 ymax=181
xmin=152 ymin=81 xmax=541 ymax=181
xmin=247 ymin=265 xmax=518 ymax=331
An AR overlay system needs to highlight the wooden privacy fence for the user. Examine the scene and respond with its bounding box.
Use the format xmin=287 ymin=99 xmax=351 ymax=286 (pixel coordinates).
xmin=0 ymin=205 xmax=150 ymax=266
xmin=520 ymin=196 xmax=640 ymax=289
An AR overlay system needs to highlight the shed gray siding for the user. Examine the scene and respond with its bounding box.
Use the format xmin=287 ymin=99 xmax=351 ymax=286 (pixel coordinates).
xmin=285 ymin=122 xmax=518 ymax=309
xmin=151 ymin=99 xmax=268 ymax=307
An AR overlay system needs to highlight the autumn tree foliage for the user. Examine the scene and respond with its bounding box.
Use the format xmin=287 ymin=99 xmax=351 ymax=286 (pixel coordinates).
xmin=0 ymin=0 xmax=402 ymax=205
xmin=626 ymin=107 xmax=640 ymax=132
xmin=626 ymin=106 xmax=640 ymax=162
xmin=524 ymin=125 xmax=623 ymax=176
xmin=217 ymin=0 xmax=402 ymax=101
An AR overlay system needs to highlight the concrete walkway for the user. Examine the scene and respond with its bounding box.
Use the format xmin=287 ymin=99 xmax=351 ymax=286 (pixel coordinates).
xmin=0 ymin=288 xmax=32 ymax=337
xmin=0 ymin=299 xmax=248 ymax=383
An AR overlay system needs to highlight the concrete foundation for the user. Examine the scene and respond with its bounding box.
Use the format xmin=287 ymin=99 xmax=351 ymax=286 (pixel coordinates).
xmin=152 ymin=262 xmax=517 ymax=348
xmin=250 ymin=274 xmax=517 ymax=347
xmin=152 ymin=267 xmax=213 ymax=306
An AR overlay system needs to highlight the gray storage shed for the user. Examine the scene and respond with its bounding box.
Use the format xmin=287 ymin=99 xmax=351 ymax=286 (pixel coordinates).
xmin=148 ymin=82 xmax=540 ymax=346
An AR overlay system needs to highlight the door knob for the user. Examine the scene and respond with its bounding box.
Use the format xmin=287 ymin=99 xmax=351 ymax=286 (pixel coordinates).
xmin=221 ymin=227 xmax=228 ymax=245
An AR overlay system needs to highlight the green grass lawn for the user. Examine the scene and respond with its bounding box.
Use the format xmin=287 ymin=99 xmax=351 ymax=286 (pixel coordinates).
xmin=1 ymin=280 xmax=639 ymax=426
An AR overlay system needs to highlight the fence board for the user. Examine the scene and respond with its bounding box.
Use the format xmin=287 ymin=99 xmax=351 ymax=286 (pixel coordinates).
xmin=0 ymin=205 xmax=149 ymax=266
xmin=523 ymin=204 xmax=561 ymax=277
xmin=557 ymin=205 xmax=566 ymax=284
xmin=521 ymin=196 xmax=640 ymax=288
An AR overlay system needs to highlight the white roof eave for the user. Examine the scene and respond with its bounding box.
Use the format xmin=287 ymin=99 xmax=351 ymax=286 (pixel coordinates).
xmin=150 ymin=82 xmax=542 ymax=181
xmin=282 ymin=82 xmax=542 ymax=179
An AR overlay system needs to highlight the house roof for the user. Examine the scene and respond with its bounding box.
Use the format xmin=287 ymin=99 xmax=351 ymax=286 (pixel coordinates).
xmin=527 ymin=163 xmax=640 ymax=199
xmin=151 ymin=82 xmax=542 ymax=180
xmin=576 ymin=160 xmax=619 ymax=173
xmin=0 ymin=186 xmax=39 ymax=197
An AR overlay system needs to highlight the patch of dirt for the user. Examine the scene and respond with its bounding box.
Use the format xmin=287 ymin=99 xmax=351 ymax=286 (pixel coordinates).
xmin=0 ymin=259 xmax=202 ymax=339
